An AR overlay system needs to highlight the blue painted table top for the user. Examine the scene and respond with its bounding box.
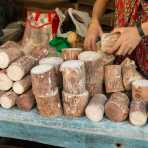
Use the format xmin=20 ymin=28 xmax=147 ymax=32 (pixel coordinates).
xmin=0 ymin=108 xmax=147 ymax=148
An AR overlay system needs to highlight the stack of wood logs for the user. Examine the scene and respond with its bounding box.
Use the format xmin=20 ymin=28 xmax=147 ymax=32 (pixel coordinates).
xmin=31 ymin=58 xmax=64 ymax=117
xmin=0 ymin=41 xmax=36 ymax=111
xmin=60 ymin=60 xmax=89 ymax=117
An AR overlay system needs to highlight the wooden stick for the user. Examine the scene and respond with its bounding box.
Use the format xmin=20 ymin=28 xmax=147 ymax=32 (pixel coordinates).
xmin=105 ymin=65 xmax=124 ymax=93
xmin=0 ymin=41 xmax=24 ymax=69
xmin=62 ymin=48 xmax=82 ymax=61
xmin=35 ymin=88 xmax=63 ymax=117
xmin=60 ymin=60 xmax=86 ymax=94
xmin=31 ymin=64 xmax=57 ymax=97
xmin=129 ymin=100 xmax=147 ymax=126
xmin=105 ymin=92 xmax=129 ymax=122
xmin=121 ymin=58 xmax=143 ymax=90
xmin=85 ymin=94 xmax=107 ymax=122
xmin=62 ymin=90 xmax=89 ymax=117
xmin=0 ymin=90 xmax=18 ymax=109
xmin=13 ymin=75 xmax=32 ymax=95
xmin=7 ymin=55 xmax=37 ymax=81
xmin=0 ymin=70 xmax=13 ymax=91
xmin=78 ymin=51 xmax=104 ymax=96
xmin=132 ymin=80 xmax=148 ymax=103
xmin=16 ymin=89 xmax=35 ymax=111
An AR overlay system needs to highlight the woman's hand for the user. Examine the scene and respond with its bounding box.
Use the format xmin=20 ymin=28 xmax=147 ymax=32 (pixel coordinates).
xmin=84 ymin=19 xmax=103 ymax=51
xmin=107 ymin=27 xmax=142 ymax=55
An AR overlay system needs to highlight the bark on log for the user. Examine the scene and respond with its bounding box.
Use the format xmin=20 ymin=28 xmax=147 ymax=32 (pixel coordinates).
xmin=121 ymin=58 xmax=143 ymax=90
xmin=105 ymin=92 xmax=129 ymax=122
xmin=31 ymin=64 xmax=57 ymax=96
xmin=101 ymin=32 xmax=120 ymax=52
xmin=16 ymin=89 xmax=36 ymax=111
xmin=62 ymin=48 xmax=82 ymax=61
xmin=35 ymin=88 xmax=63 ymax=117
xmin=0 ymin=70 xmax=13 ymax=91
xmin=7 ymin=55 xmax=37 ymax=81
xmin=13 ymin=75 xmax=32 ymax=94
xmin=0 ymin=90 xmax=18 ymax=109
xmin=105 ymin=65 xmax=124 ymax=93
xmin=129 ymin=100 xmax=147 ymax=126
xmin=62 ymin=90 xmax=89 ymax=117
xmin=60 ymin=60 xmax=86 ymax=94
xmin=132 ymin=80 xmax=148 ymax=103
xmin=39 ymin=57 xmax=63 ymax=87
xmin=78 ymin=51 xmax=104 ymax=96
xmin=0 ymin=41 xmax=24 ymax=69
xmin=85 ymin=94 xmax=107 ymax=122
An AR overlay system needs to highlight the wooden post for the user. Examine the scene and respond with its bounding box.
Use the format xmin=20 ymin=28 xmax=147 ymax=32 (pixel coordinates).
xmin=62 ymin=48 xmax=82 ymax=61
xmin=7 ymin=55 xmax=37 ymax=81
xmin=129 ymin=100 xmax=147 ymax=126
xmin=78 ymin=51 xmax=104 ymax=96
xmin=132 ymin=80 xmax=148 ymax=103
xmin=62 ymin=90 xmax=89 ymax=117
xmin=105 ymin=92 xmax=129 ymax=122
xmin=60 ymin=60 xmax=86 ymax=94
xmin=85 ymin=94 xmax=107 ymax=122
xmin=16 ymin=89 xmax=35 ymax=111
xmin=13 ymin=75 xmax=32 ymax=95
xmin=105 ymin=65 xmax=124 ymax=93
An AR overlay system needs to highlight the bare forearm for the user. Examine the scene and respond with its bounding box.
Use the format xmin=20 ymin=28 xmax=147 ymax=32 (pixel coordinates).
xmin=92 ymin=0 xmax=109 ymax=20
xmin=142 ymin=22 xmax=148 ymax=36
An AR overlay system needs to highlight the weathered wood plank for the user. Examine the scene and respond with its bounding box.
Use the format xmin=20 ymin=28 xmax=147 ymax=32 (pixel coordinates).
xmin=0 ymin=108 xmax=147 ymax=148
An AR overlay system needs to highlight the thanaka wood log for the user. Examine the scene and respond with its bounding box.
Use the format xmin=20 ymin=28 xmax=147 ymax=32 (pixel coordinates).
xmin=7 ymin=55 xmax=37 ymax=81
xmin=105 ymin=65 xmax=124 ymax=93
xmin=35 ymin=88 xmax=63 ymax=117
xmin=13 ymin=75 xmax=32 ymax=95
xmin=62 ymin=90 xmax=89 ymax=117
xmin=60 ymin=60 xmax=86 ymax=94
xmin=31 ymin=64 xmax=57 ymax=97
xmin=85 ymin=94 xmax=107 ymax=122
xmin=0 ymin=90 xmax=18 ymax=109
xmin=62 ymin=48 xmax=82 ymax=61
xmin=0 ymin=70 xmax=13 ymax=91
xmin=129 ymin=100 xmax=147 ymax=126
xmin=132 ymin=80 xmax=148 ymax=103
xmin=0 ymin=41 xmax=24 ymax=69
xmin=105 ymin=92 xmax=129 ymax=122
xmin=78 ymin=51 xmax=104 ymax=96
xmin=16 ymin=89 xmax=36 ymax=111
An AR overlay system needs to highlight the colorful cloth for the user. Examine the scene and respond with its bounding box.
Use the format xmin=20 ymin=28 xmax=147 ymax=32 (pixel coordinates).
xmin=115 ymin=0 xmax=148 ymax=77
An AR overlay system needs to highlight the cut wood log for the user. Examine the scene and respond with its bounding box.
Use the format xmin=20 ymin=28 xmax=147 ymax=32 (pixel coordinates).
xmin=105 ymin=92 xmax=129 ymax=122
xmin=35 ymin=88 xmax=63 ymax=117
xmin=31 ymin=64 xmax=57 ymax=96
xmin=7 ymin=55 xmax=37 ymax=81
xmin=0 ymin=41 xmax=24 ymax=69
xmin=101 ymin=32 xmax=120 ymax=52
xmin=16 ymin=89 xmax=36 ymax=111
xmin=62 ymin=48 xmax=82 ymax=60
xmin=39 ymin=57 xmax=63 ymax=87
xmin=60 ymin=60 xmax=86 ymax=94
xmin=129 ymin=100 xmax=147 ymax=126
xmin=13 ymin=75 xmax=32 ymax=95
xmin=85 ymin=94 xmax=107 ymax=122
xmin=132 ymin=80 xmax=148 ymax=103
xmin=0 ymin=91 xmax=5 ymax=98
xmin=62 ymin=90 xmax=89 ymax=117
xmin=0 ymin=70 xmax=13 ymax=91
xmin=0 ymin=90 xmax=18 ymax=109
xmin=78 ymin=51 xmax=104 ymax=96
xmin=105 ymin=65 xmax=124 ymax=93
xmin=121 ymin=58 xmax=143 ymax=90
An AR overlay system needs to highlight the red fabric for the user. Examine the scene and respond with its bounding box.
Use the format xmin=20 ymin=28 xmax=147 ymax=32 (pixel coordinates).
xmin=115 ymin=0 xmax=148 ymax=76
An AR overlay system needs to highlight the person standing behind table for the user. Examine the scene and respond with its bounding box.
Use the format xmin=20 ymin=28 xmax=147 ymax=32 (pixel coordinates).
xmin=84 ymin=0 xmax=148 ymax=78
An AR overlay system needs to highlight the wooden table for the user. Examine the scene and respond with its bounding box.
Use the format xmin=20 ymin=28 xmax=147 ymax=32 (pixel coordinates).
xmin=0 ymin=108 xmax=147 ymax=148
